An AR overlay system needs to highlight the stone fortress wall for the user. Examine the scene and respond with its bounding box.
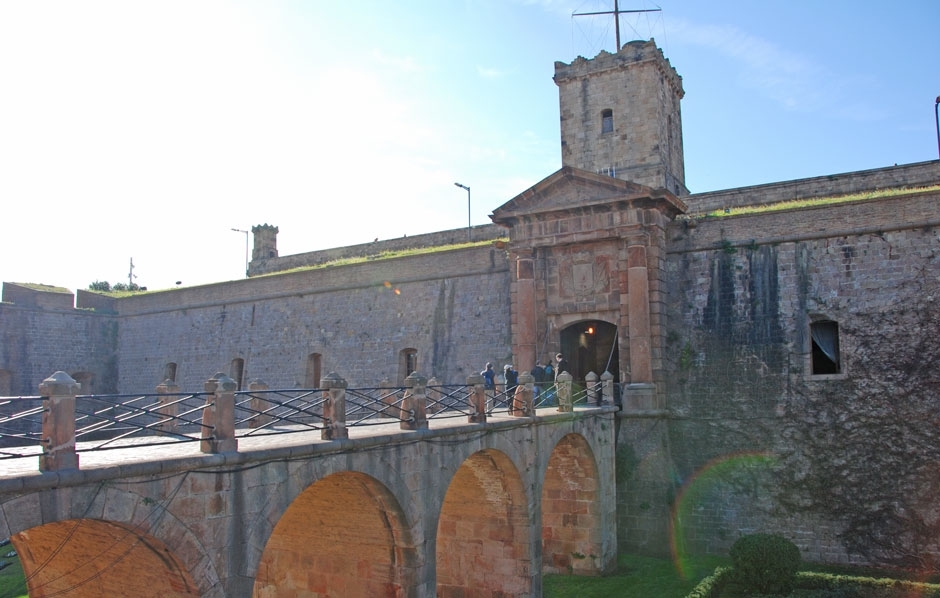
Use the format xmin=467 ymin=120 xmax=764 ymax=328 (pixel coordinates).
xmin=2 ymin=34 xmax=939 ymax=571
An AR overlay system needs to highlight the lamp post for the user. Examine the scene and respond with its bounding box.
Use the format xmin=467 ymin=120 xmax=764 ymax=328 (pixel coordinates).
xmin=935 ymin=96 xmax=940 ymax=160
xmin=454 ymin=182 xmax=471 ymax=241
xmin=231 ymin=228 xmax=249 ymax=278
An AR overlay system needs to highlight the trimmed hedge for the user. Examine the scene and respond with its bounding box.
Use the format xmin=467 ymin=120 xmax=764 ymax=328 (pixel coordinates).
xmin=729 ymin=533 xmax=801 ymax=595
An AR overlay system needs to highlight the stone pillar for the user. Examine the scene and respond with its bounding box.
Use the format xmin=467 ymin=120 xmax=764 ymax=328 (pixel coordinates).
xmin=247 ymin=379 xmax=270 ymax=429
xmin=514 ymin=256 xmax=537 ymax=372
xmin=156 ymin=378 xmax=179 ymax=434
xmin=556 ymin=371 xmax=573 ymax=413
xmin=510 ymin=372 xmax=534 ymax=417
xmin=202 ymin=373 xmax=238 ymax=454
xmin=627 ymin=245 xmax=653 ymax=384
xmin=38 ymin=371 xmax=80 ymax=471
xmin=401 ymin=372 xmax=428 ymax=431
xmin=467 ymin=374 xmax=486 ymax=424
xmin=600 ymin=371 xmax=614 ymax=405
xmin=321 ymin=372 xmax=348 ymax=440
xmin=585 ymin=371 xmax=599 ymax=406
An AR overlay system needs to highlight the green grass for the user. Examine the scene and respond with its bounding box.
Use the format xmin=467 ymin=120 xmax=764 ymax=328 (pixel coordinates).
xmin=544 ymin=553 xmax=729 ymax=598
xmin=704 ymin=184 xmax=940 ymax=218
xmin=0 ymin=552 xmax=27 ymax=598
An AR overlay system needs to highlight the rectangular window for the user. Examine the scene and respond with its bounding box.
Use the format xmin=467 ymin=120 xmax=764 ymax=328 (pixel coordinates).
xmin=810 ymin=321 xmax=840 ymax=375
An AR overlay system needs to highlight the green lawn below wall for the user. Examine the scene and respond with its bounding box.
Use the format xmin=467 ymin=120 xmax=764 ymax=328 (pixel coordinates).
xmin=544 ymin=553 xmax=729 ymax=598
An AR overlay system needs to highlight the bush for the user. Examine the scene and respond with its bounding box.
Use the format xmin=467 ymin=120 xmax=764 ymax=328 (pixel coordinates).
xmin=729 ymin=533 xmax=801 ymax=595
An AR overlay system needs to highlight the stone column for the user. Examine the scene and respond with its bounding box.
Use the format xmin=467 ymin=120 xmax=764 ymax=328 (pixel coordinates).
xmin=556 ymin=371 xmax=573 ymax=413
xmin=247 ymin=379 xmax=271 ymax=429
xmin=627 ymin=245 xmax=652 ymax=383
xmin=514 ymin=256 xmax=537 ymax=372
xmin=156 ymin=378 xmax=179 ymax=434
xmin=401 ymin=372 xmax=428 ymax=431
xmin=510 ymin=372 xmax=534 ymax=417
xmin=38 ymin=371 xmax=80 ymax=471
xmin=585 ymin=371 xmax=599 ymax=406
xmin=600 ymin=371 xmax=614 ymax=405
xmin=321 ymin=372 xmax=348 ymax=440
xmin=467 ymin=374 xmax=486 ymax=424
xmin=201 ymin=373 xmax=238 ymax=454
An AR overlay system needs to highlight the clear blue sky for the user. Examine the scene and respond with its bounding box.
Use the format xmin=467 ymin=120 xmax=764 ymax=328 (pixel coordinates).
xmin=1 ymin=1 xmax=937 ymax=293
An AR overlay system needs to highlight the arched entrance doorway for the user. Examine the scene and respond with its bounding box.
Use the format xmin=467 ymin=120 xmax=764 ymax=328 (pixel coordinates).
xmin=559 ymin=320 xmax=618 ymax=383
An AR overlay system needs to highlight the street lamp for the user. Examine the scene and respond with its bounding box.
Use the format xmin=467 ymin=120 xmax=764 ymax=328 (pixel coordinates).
xmin=454 ymin=182 xmax=471 ymax=241
xmin=935 ymin=96 xmax=940 ymax=160
xmin=231 ymin=228 xmax=250 ymax=278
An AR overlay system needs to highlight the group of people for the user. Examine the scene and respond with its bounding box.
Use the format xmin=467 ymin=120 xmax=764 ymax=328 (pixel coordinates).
xmin=480 ymin=353 xmax=568 ymax=405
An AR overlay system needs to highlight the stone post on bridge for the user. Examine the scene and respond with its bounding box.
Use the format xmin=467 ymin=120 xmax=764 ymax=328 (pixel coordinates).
xmin=556 ymin=371 xmax=573 ymax=413
xmin=39 ymin=371 xmax=80 ymax=471
xmin=248 ymin=379 xmax=271 ymax=429
xmin=321 ymin=372 xmax=348 ymax=440
xmin=601 ymin=371 xmax=614 ymax=405
xmin=586 ymin=371 xmax=599 ymax=406
xmin=201 ymin=373 xmax=238 ymax=454
xmin=401 ymin=372 xmax=428 ymax=431
xmin=510 ymin=372 xmax=534 ymax=417
xmin=467 ymin=374 xmax=486 ymax=424
xmin=156 ymin=378 xmax=179 ymax=434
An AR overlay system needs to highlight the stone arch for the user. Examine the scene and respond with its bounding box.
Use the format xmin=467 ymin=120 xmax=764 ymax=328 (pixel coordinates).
xmin=253 ymin=471 xmax=416 ymax=597
xmin=0 ymin=482 xmax=222 ymax=597
xmin=558 ymin=318 xmax=619 ymax=385
xmin=541 ymin=432 xmax=604 ymax=575
xmin=11 ymin=518 xmax=199 ymax=597
xmin=436 ymin=448 xmax=531 ymax=596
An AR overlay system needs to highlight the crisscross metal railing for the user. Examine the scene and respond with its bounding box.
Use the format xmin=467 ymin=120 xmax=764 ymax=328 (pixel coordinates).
xmin=0 ymin=396 xmax=44 ymax=457
xmin=426 ymin=385 xmax=476 ymax=420
xmin=74 ymin=392 xmax=212 ymax=450
xmin=233 ymin=388 xmax=327 ymax=437
xmin=342 ymin=386 xmax=414 ymax=427
xmin=0 ymin=376 xmax=611 ymax=465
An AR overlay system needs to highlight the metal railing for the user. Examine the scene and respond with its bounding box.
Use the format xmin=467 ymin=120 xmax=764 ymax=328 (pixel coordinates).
xmin=0 ymin=370 xmax=613 ymax=468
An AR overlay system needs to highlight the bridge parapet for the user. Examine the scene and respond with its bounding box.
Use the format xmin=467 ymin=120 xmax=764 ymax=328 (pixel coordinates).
xmin=1 ymin=369 xmax=609 ymax=475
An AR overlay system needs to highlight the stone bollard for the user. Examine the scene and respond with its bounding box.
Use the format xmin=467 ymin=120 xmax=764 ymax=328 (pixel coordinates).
xmin=467 ymin=374 xmax=486 ymax=424
xmin=320 ymin=372 xmax=348 ymax=440
xmin=39 ymin=371 xmax=80 ymax=471
xmin=248 ymin=379 xmax=271 ymax=429
xmin=601 ymin=371 xmax=614 ymax=405
xmin=556 ymin=371 xmax=574 ymax=413
xmin=201 ymin=373 xmax=238 ymax=454
xmin=156 ymin=378 xmax=180 ymax=434
xmin=510 ymin=372 xmax=535 ymax=417
xmin=586 ymin=371 xmax=599 ymax=406
xmin=427 ymin=376 xmax=441 ymax=413
xmin=401 ymin=372 xmax=428 ymax=431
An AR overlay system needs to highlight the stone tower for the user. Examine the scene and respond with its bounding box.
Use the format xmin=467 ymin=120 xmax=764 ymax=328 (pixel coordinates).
xmin=554 ymin=39 xmax=687 ymax=196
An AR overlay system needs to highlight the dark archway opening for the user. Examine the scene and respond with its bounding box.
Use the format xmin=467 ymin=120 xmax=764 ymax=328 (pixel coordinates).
xmin=559 ymin=320 xmax=619 ymax=384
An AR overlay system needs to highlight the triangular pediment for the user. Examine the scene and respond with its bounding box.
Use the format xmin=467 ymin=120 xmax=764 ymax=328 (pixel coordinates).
xmin=490 ymin=166 xmax=686 ymax=226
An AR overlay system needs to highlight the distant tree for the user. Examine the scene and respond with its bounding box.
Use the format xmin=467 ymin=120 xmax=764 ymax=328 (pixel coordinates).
xmin=88 ymin=280 xmax=142 ymax=292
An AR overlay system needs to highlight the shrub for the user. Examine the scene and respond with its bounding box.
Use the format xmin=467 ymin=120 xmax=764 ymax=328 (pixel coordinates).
xmin=729 ymin=533 xmax=801 ymax=595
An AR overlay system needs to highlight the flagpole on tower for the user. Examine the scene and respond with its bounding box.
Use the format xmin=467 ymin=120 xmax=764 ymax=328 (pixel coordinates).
xmin=572 ymin=2 xmax=661 ymax=52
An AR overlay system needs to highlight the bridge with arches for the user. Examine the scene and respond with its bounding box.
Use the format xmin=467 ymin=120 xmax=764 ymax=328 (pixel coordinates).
xmin=0 ymin=369 xmax=618 ymax=597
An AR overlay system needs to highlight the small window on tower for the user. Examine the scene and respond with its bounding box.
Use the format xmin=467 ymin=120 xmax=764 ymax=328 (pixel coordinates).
xmin=810 ymin=320 xmax=841 ymax=375
xmin=601 ymin=109 xmax=613 ymax=134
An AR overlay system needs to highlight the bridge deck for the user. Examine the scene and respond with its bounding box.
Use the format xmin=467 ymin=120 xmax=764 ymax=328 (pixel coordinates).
xmin=0 ymin=406 xmax=606 ymax=485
